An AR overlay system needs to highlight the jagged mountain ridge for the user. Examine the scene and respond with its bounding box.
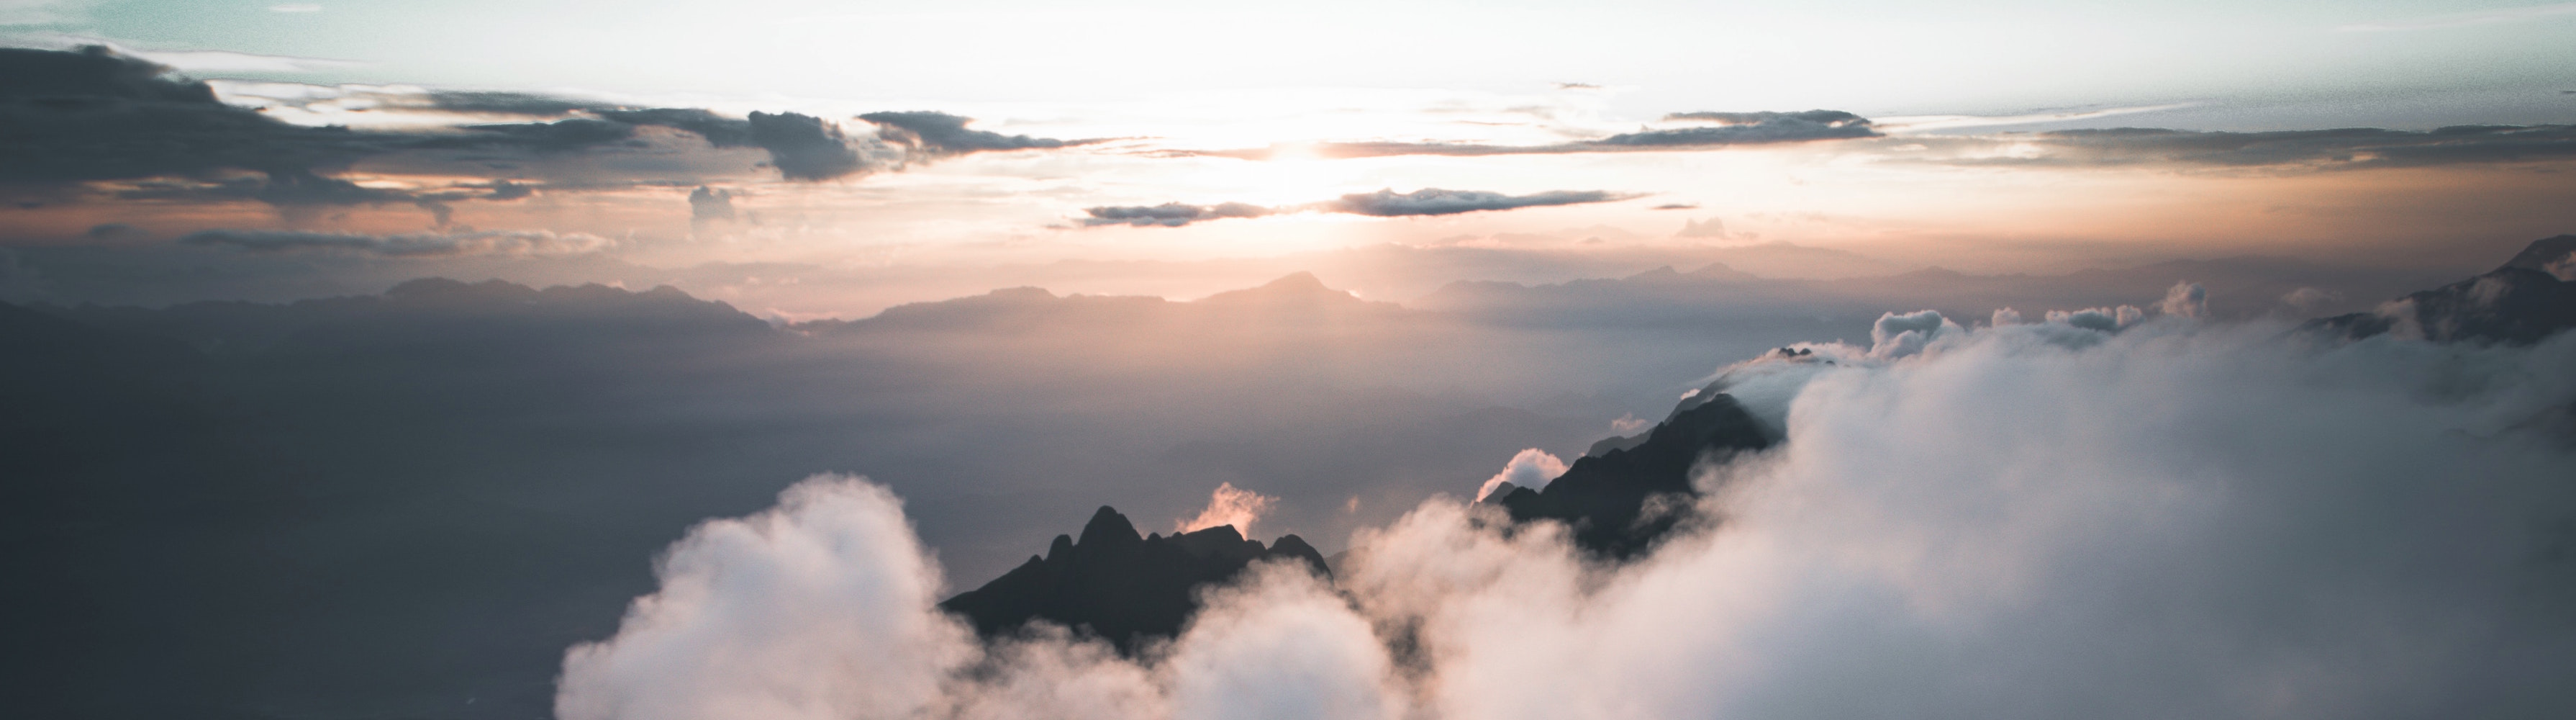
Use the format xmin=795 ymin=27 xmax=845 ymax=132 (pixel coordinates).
xmin=2308 ymin=235 xmax=2576 ymax=344
xmin=939 ymin=506 xmax=1329 ymax=652
xmin=1492 ymin=392 xmax=1776 ymax=557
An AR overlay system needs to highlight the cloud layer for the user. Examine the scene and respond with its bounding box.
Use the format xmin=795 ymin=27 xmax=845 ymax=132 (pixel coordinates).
xmin=559 ymin=315 xmax=2576 ymax=719
xmin=1952 ymin=124 xmax=2576 ymax=169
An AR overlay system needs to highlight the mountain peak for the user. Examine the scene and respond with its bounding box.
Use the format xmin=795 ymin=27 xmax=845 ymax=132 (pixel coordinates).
xmin=1261 ymin=271 xmax=1329 ymax=291
xmin=1197 ymin=271 xmax=1366 ymax=306
xmin=2499 ymin=235 xmax=2576 ymax=279
xmin=1077 ymin=505 xmax=1141 ymax=547
xmin=940 ymin=505 xmax=1333 ymax=653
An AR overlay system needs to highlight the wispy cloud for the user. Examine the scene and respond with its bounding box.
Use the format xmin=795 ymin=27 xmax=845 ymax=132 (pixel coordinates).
xmin=179 ymin=228 xmax=614 ymax=257
xmin=1938 ymin=123 xmax=2576 ymax=169
xmin=1874 ymin=103 xmax=2199 ymax=132
xmin=1083 ymin=188 xmax=1642 ymax=228
xmin=1197 ymin=109 xmax=1879 ymax=160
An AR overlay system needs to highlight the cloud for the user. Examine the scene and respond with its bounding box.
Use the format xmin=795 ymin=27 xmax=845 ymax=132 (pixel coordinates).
xmin=2159 ymin=281 xmax=2208 ymax=319
xmin=561 ymin=318 xmax=2576 ymax=720
xmin=1199 ymin=109 xmax=1880 ymax=160
xmin=556 ymin=477 xmax=974 ymax=720
xmin=2046 ymin=305 xmax=2144 ymax=331
xmin=1592 ymin=110 xmax=1879 ymax=147
xmin=0 ymin=45 xmax=892 ymax=212
xmin=1951 ymin=124 xmax=2576 ymax=169
xmin=1081 ymin=202 xmax=1271 ymax=228
xmin=1475 ymin=448 xmax=1569 ymax=502
xmin=1175 ymin=482 xmax=1278 ymax=536
xmin=1082 ymin=189 xmax=1636 ymax=228
xmin=1337 ymin=322 xmax=2576 ymax=720
xmin=745 ymin=112 xmax=868 ymax=180
xmin=425 ymin=90 xmax=603 ymax=117
xmin=1321 ymin=188 xmax=1638 ymax=217
xmin=1610 ymin=413 xmax=1651 ymax=434
xmin=858 ymin=111 xmax=1097 ymax=157
xmin=597 ymin=108 xmax=884 ymax=180
xmin=1867 ymin=308 xmax=1960 ymax=358
xmin=1872 ymin=103 xmax=2198 ymax=132
xmin=178 ymin=228 xmax=614 ymax=257
xmin=689 ymin=186 xmax=738 ymax=223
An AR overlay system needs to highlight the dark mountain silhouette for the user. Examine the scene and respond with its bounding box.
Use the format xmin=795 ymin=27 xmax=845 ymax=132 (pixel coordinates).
xmin=2308 ymin=235 xmax=2576 ymax=344
xmin=940 ymin=506 xmax=1330 ymax=653
xmin=1491 ymin=392 xmax=1776 ymax=557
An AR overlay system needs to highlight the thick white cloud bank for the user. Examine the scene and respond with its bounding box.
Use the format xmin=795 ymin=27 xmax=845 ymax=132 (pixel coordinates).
xmin=561 ymin=318 xmax=2576 ymax=719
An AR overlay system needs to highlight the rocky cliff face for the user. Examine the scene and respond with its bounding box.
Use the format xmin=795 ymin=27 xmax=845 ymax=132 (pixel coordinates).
xmin=2308 ymin=235 xmax=2576 ymax=344
xmin=1492 ymin=393 xmax=1775 ymax=558
xmin=938 ymin=506 xmax=1329 ymax=652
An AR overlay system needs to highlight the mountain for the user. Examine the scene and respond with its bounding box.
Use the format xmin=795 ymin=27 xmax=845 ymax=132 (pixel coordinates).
xmin=2308 ymin=235 xmax=2576 ymax=344
xmin=1490 ymin=392 xmax=1776 ymax=557
xmin=938 ymin=506 xmax=1330 ymax=653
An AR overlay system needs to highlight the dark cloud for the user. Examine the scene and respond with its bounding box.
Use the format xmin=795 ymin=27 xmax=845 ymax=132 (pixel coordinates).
xmin=177 ymin=228 xmax=614 ymax=257
xmin=446 ymin=117 xmax=645 ymax=153
xmin=1956 ymin=124 xmax=2576 ymax=169
xmin=689 ymin=186 xmax=737 ymax=223
xmin=745 ymin=112 xmax=867 ymax=180
xmin=1199 ymin=109 xmax=1879 ymax=160
xmin=1321 ymin=188 xmax=1638 ymax=217
xmin=425 ymin=91 xmax=602 ymax=117
xmin=0 ymin=45 xmax=883 ymax=213
xmin=1081 ymin=202 xmax=1271 ymax=227
xmin=1082 ymin=189 xmax=1636 ymax=228
xmin=858 ymin=111 xmax=1097 ymax=156
xmin=1595 ymin=109 xmax=1878 ymax=146
xmin=1 ymin=46 xmax=392 ymax=187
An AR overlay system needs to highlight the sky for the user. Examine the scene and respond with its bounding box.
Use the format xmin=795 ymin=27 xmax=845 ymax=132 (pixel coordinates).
xmin=4 ymin=1 xmax=2575 ymax=318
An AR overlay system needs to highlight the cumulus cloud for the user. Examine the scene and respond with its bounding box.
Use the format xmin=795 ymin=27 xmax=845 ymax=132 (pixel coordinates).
xmin=178 ymin=228 xmax=613 ymax=257
xmin=557 ymin=477 xmax=974 ymax=720
xmin=1475 ymin=448 xmax=1570 ymax=502
xmin=2159 ymin=280 xmax=2208 ymax=318
xmin=2047 ymin=305 xmax=2146 ymax=331
xmin=1867 ymin=308 xmax=1960 ymax=358
xmin=858 ymin=111 xmax=1099 ymax=157
xmin=1337 ymin=322 xmax=2576 ymax=720
xmin=1081 ymin=189 xmax=1636 ymax=228
xmin=1175 ymin=482 xmax=1278 ymax=536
